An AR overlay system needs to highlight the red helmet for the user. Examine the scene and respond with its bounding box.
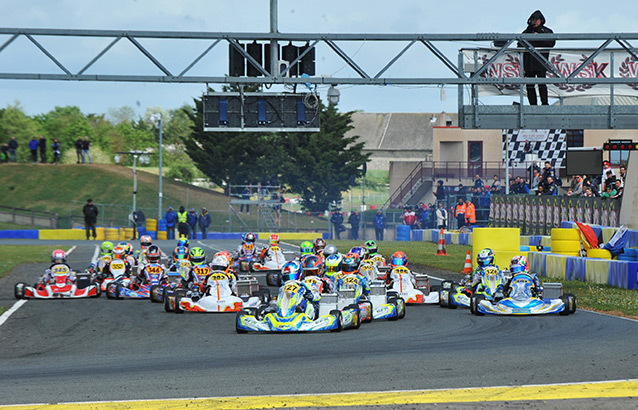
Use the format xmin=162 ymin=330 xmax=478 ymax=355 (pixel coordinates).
xmin=112 ymin=246 xmax=126 ymax=260
xmin=51 ymin=249 xmax=66 ymax=264
xmin=140 ymin=235 xmax=152 ymax=249
xmin=147 ymin=245 xmax=161 ymax=263
xmin=269 ymin=234 xmax=280 ymax=246
xmin=313 ymin=238 xmax=326 ymax=253
xmin=390 ymin=251 xmax=408 ymax=268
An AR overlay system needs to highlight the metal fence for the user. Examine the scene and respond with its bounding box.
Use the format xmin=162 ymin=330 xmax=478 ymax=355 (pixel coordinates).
xmin=0 ymin=205 xmax=58 ymax=228
xmin=489 ymin=194 xmax=621 ymax=235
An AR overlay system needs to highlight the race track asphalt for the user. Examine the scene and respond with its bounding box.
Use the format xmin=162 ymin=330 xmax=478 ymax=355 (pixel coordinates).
xmin=1 ymin=240 xmax=637 ymax=408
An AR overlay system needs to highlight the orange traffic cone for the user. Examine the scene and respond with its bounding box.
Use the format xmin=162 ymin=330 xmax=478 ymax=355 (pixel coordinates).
xmin=461 ymin=250 xmax=472 ymax=273
xmin=436 ymin=228 xmax=448 ymax=256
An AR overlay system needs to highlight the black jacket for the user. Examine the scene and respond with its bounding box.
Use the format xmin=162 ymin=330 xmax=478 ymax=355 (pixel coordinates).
xmin=83 ymin=203 xmax=99 ymax=223
xmin=518 ymin=10 xmax=555 ymax=73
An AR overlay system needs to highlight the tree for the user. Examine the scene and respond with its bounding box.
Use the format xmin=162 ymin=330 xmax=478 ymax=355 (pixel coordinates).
xmin=281 ymin=103 xmax=369 ymax=212
xmin=0 ymin=102 xmax=42 ymax=144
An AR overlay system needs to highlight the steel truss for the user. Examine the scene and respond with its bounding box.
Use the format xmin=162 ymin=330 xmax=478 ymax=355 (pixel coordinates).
xmin=2 ymin=28 xmax=638 ymax=128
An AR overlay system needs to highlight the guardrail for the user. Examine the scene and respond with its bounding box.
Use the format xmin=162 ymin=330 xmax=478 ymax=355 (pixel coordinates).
xmin=0 ymin=205 xmax=58 ymax=228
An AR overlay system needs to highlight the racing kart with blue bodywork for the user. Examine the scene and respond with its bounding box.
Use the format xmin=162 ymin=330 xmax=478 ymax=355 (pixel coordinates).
xmin=106 ymin=263 xmax=169 ymax=299
xmin=236 ymin=279 xmax=347 ymax=333
xmin=470 ymin=273 xmax=577 ymax=316
xmin=14 ymin=264 xmax=100 ymax=299
xmin=439 ymin=267 xmax=502 ymax=309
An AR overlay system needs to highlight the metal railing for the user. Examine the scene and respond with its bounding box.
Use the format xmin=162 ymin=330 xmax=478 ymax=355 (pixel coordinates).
xmin=0 ymin=205 xmax=58 ymax=228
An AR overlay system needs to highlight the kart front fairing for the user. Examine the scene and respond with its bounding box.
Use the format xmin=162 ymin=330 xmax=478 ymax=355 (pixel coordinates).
xmin=237 ymin=310 xmax=340 ymax=332
xmin=178 ymin=272 xmax=260 ymax=312
xmin=388 ymin=270 xmax=439 ymax=304
xmin=476 ymin=274 xmax=567 ymax=315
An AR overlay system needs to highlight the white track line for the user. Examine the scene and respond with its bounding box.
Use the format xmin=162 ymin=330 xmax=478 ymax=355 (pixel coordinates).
xmin=0 ymin=246 xmax=76 ymax=328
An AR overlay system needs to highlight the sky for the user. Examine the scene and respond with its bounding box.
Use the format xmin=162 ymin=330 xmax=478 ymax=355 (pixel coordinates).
xmin=1 ymin=0 xmax=637 ymax=117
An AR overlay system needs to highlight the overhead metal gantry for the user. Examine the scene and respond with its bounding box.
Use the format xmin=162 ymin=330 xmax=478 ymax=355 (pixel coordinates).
xmin=1 ymin=28 xmax=638 ymax=128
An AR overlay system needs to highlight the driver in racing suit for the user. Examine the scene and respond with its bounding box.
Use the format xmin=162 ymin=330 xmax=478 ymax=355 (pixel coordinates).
xmin=209 ymin=252 xmax=237 ymax=295
xmin=258 ymin=233 xmax=282 ymax=264
xmin=41 ymin=249 xmax=76 ymax=286
xmin=334 ymin=253 xmax=371 ymax=297
xmin=130 ymin=245 xmax=168 ymax=290
xmin=180 ymin=247 xmax=211 ymax=299
xmin=503 ymin=255 xmax=542 ymax=298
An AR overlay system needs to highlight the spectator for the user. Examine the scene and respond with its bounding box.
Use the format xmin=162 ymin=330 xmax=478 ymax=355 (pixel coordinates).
xmin=164 ymin=206 xmax=177 ymax=240
xmin=82 ymin=198 xmax=99 ymax=240
xmin=420 ymin=205 xmax=430 ymax=230
xmin=8 ymin=136 xmax=18 ymax=162
xmin=240 ymin=185 xmax=251 ymax=214
xmin=530 ymin=169 xmax=540 ymax=191
xmin=465 ymin=199 xmax=476 ymax=227
xmin=38 ymin=135 xmax=47 ymax=164
xmin=348 ymin=210 xmax=360 ymax=240
xmin=601 ymin=160 xmax=614 ymax=190
xmin=536 ymin=185 xmax=545 ymax=196
xmin=601 ymin=185 xmax=615 ymax=199
xmin=187 ymin=208 xmax=198 ymax=239
xmin=544 ymin=175 xmax=558 ymax=195
xmin=478 ymin=186 xmax=491 ymax=222
xmin=473 ymin=174 xmax=484 ymax=189
xmin=75 ymin=136 xmax=83 ymax=163
xmin=490 ymin=175 xmax=502 ymax=194
xmin=565 ymin=188 xmax=574 ymax=197
xmin=603 ymin=170 xmax=616 ymax=192
xmin=134 ymin=209 xmax=145 ymax=239
xmin=374 ymin=209 xmax=386 ymax=241
xmin=402 ymin=206 xmax=417 ymax=230
xmin=198 ymin=208 xmax=211 ymax=239
xmin=570 ymin=175 xmax=583 ymax=196
xmin=331 ymin=210 xmax=345 ymax=239
xmin=619 ymin=165 xmax=626 ymax=185
xmin=415 ymin=202 xmax=425 ymax=228
xmin=541 ymin=161 xmax=554 ymax=182
xmin=51 ymin=138 xmax=61 ymax=165
xmin=28 ymin=136 xmax=38 ymax=163
xmin=456 ymin=183 xmax=467 ymax=201
xmin=583 ymin=186 xmax=593 ymax=197
xmin=434 ymin=180 xmax=446 ymax=204
xmin=523 ymin=140 xmax=533 ymax=158
xmin=518 ymin=10 xmax=555 ymax=105
xmin=435 ymin=202 xmax=448 ymax=229
xmin=0 ymin=143 xmax=8 ymax=163
xmin=82 ymin=136 xmax=92 ymax=164
xmin=455 ymin=198 xmax=467 ymax=229
xmin=611 ymin=179 xmax=623 ymax=199
xmin=177 ymin=206 xmax=189 ymax=239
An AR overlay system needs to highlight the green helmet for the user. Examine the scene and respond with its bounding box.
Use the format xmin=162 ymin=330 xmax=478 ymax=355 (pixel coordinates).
xmin=100 ymin=241 xmax=114 ymax=255
xmin=189 ymin=247 xmax=206 ymax=265
xmin=364 ymin=240 xmax=378 ymax=256
xmin=300 ymin=241 xmax=313 ymax=256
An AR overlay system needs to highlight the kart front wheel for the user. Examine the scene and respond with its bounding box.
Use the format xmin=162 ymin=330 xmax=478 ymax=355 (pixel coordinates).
xmin=149 ymin=285 xmax=160 ymax=303
xmin=359 ymin=301 xmax=373 ymax=323
xmin=470 ymin=295 xmax=485 ymax=316
xmin=447 ymin=287 xmax=457 ymax=309
xmin=236 ymin=311 xmax=248 ymax=333
xmin=345 ymin=304 xmax=361 ymax=330
xmin=565 ymin=293 xmax=577 ymax=314
xmin=329 ymin=310 xmax=343 ymax=332
xmin=559 ymin=295 xmax=571 ymax=316
xmin=14 ymin=282 xmax=26 ymax=300
xmin=174 ymin=296 xmax=184 ymax=314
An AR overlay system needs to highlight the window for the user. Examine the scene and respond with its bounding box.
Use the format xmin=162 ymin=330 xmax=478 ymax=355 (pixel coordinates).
xmin=565 ymin=130 xmax=584 ymax=148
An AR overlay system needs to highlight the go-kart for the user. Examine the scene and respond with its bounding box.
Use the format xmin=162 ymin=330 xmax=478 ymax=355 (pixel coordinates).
xmin=106 ymin=263 xmax=168 ymax=299
xmin=439 ymin=267 xmax=502 ymax=309
xmin=96 ymin=258 xmax=129 ymax=292
xmin=332 ymin=273 xmax=406 ymax=321
xmin=471 ymin=273 xmax=577 ymax=316
xmin=14 ymin=264 xmax=100 ymax=299
xmin=236 ymin=280 xmax=344 ymax=333
xmin=165 ymin=271 xmax=267 ymax=313
xmin=385 ymin=266 xmax=439 ymax=304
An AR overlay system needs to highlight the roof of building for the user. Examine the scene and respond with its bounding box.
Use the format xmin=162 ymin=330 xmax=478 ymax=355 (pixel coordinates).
xmin=345 ymin=112 xmax=457 ymax=151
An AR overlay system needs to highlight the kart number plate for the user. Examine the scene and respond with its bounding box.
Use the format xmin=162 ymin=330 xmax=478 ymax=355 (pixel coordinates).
xmin=344 ymin=277 xmax=359 ymax=284
xmin=270 ymin=246 xmax=280 ymax=252
xmin=209 ymin=273 xmax=227 ymax=281
xmin=193 ymin=267 xmax=210 ymax=275
xmin=52 ymin=265 xmax=70 ymax=274
xmin=283 ymin=283 xmax=300 ymax=292
xmin=147 ymin=265 xmax=162 ymax=274
xmin=111 ymin=262 xmax=125 ymax=270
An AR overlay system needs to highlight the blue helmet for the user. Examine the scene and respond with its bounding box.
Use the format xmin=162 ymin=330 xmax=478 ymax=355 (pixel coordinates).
xmin=281 ymin=260 xmax=302 ymax=282
xmin=477 ymin=248 xmax=495 ymax=267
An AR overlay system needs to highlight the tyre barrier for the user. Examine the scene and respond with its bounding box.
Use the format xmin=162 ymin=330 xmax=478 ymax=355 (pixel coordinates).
xmin=146 ymin=218 xmax=158 ymax=232
xmin=473 ymin=227 xmax=521 ymax=270
xmin=105 ymin=228 xmax=120 ymax=241
xmin=550 ymin=228 xmax=580 ymax=241
xmin=396 ymin=225 xmax=411 ymax=242
xmin=586 ymin=248 xmax=612 ymax=260
xmin=550 ymin=239 xmax=581 ymax=253
xmin=157 ymin=231 xmax=167 ymax=240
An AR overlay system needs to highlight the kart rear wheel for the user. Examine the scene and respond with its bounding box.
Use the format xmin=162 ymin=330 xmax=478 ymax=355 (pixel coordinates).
xmin=14 ymin=282 xmax=26 ymax=299
xmin=565 ymin=293 xmax=577 ymax=314
xmin=329 ymin=310 xmax=343 ymax=332
xmin=258 ymin=288 xmax=272 ymax=304
xmin=239 ymin=260 xmax=250 ymax=273
xmin=397 ymin=298 xmax=406 ymax=319
xmin=439 ymin=289 xmax=448 ymax=308
xmin=115 ymin=284 xmax=123 ymax=300
xmin=266 ymin=272 xmax=280 ymax=287
xmin=359 ymin=301 xmax=373 ymax=323
xmin=447 ymin=287 xmax=457 ymax=309
xmin=149 ymin=285 xmax=160 ymax=303
xmin=164 ymin=293 xmax=174 ymax=312
xmin=559 ymin=295 xmax=571 ymax=315
xmin=91 ymin=284 xmax=101 ymax=298
xmin=345 ymin=304 xmax=361 ymax=330
xmin=174 ymin=296 xmax=184 ymax=314
xmin=236 ymin=311 xmax=248 ymax=333
xmin=106 ymin=284 xmax=114 ymax=299
xmin=388 ymin=298 xmax=400 ymax=321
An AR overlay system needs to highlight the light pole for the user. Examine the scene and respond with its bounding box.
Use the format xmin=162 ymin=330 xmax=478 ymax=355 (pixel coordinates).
xmin=115 ymin=150 xmax=150 ymax=215
xmin=150 ymin=114 xmax=163 ymax=219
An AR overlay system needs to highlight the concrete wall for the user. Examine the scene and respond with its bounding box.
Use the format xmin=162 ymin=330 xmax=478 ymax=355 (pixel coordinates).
xmin=433 ymin=127 xmax=502 ymax=162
